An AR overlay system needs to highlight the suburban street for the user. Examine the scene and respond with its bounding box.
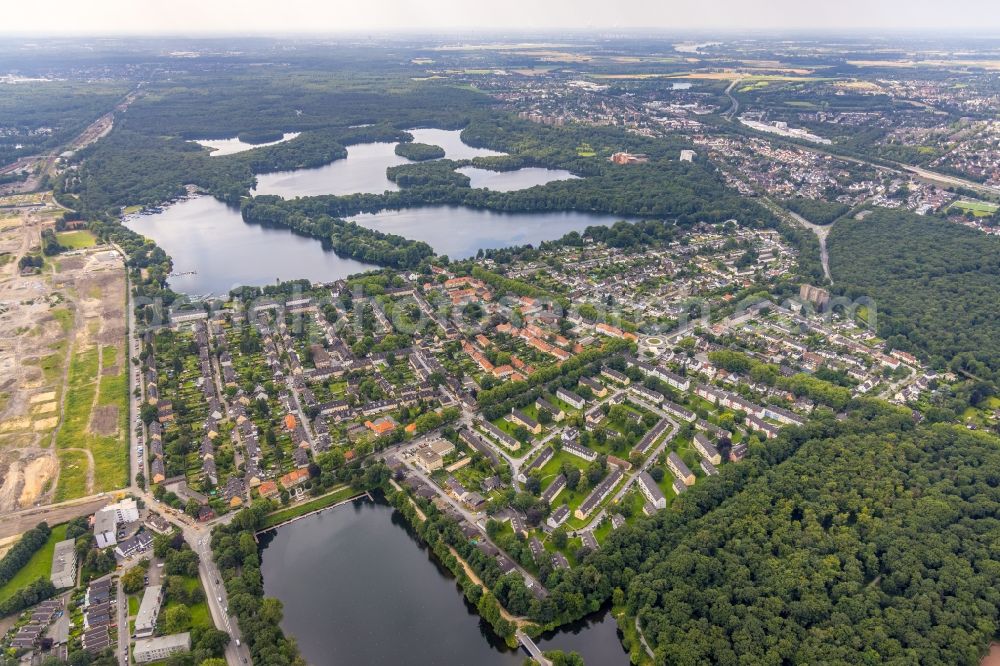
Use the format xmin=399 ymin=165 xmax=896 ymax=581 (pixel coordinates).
xmin=118 ymin=270 xmax=251 ymax=666
xmin=116 ymin=578 xmax=128 ymax=665
xmin=402 ymin=463 xmax=547 ymax=594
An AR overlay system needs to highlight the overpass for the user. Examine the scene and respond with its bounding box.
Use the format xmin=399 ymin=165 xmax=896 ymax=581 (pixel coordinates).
xmin=516 ymin=630 xmax=552 ymax=666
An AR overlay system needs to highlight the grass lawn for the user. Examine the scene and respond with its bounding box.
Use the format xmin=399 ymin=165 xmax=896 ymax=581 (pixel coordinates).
xmin=160 ymin=577 xmax=211 ymax=632
xmin=260 ymin=485 xmax=361 ymax=530
xmin=186 ymin=577 xmax=211 ymax=629
xmin=0 ymin=523 xmax=68 ymax=604
xmin=950 ymin=200 xmax=999 ymax=217
xmin=592 ymin=515 xmax=614 ymax=545
xmin=56 ymin=230 xmax=97 ymax=249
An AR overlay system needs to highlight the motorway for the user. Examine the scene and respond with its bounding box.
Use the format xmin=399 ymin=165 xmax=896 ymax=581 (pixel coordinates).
xmin=722 ymin=78 xmax=741 ymax=121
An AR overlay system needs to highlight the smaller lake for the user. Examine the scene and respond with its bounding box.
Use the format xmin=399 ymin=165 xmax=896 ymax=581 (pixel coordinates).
xmin=259 ymin=495 xmax=629 ymax=666
xmin=192 ymin=132 xmax=300 ymax=156
xmin=123 ymin=196 xmax=377 ymax=296
xmin=252 ymin=142 xmax=408 ymax=198
xmin=408 ymin=128 xmax=507 ymax=159
xmin=458 ymin=166 xmax=578 ymax=192
xmin=346 ymin=206 xmax=632 ymax=259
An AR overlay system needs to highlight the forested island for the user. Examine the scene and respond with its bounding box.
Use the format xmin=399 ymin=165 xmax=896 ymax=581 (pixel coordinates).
xmin=394 ymin=141 xmax=446 ymax=161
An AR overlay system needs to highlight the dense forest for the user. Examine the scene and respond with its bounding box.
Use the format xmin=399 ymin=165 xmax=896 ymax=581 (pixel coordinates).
xmin=626 ymin=414 xmax=1000 ymax=665
xmin=57 ymin=77 xmax=769 ymax=233
xmin=828 ymin=210 xmax=1000 ymax=385
xmin=0 ymin=81 xmax=128 ymax=165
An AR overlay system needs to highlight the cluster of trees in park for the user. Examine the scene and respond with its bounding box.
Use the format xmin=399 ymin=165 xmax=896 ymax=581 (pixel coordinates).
xmin=394 ymin=141 xmax=445 ymax=161
xmin=241 ymin=197 xmax=434 ymax=269
xmin=0 ymin=171 xmax=28 ymax=187
xmin=828 ymin=209 xmax=1000 ymax=386
xmin=0 ymin=522 xmax=50 ymax=588
xmin=40 ymin=228 xmax=66 ymax=256
xmin=236 ymin=129 xmax=286 ymax=144
xmin=17 ymin=254 xmax=44 ymax=273
xmin=0 ymin=578 xmax=56 ymax=622
xmin=783 ymin=196 xmax=851 ymax=225
xmin=708 ymin=349 xmax=853 ymax=410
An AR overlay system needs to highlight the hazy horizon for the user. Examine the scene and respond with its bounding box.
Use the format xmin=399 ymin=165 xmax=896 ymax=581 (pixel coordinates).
xmin=4 ymin=0 xmax=1000 ymax=35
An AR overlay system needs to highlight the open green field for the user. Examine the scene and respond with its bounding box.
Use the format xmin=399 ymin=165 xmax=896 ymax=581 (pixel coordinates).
xmin=950 ymin=200 xmax=999 ymax=217
xmin=56 ymin=230 xmax=97 ymax=249
xmin=55 ymin=450 xmax=91 ymax=501
xmin=0 ymin=523 xmax=68 ymax=604
xmin=54 ymin=340 xmax=128 ymax=500
xmin=160 ymin=576 xmax=212 ymax=633
xmin=260 ymin=485 xmax=361 ymax=530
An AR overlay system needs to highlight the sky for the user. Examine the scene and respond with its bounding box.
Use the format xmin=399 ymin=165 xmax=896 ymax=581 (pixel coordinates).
xmin=3 ymin=0 xmax=1000 ymax=34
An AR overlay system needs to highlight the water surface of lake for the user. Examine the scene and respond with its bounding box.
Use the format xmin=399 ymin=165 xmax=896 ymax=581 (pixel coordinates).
xmin=123 ymin=196 xmax=377 ymax=295
xmin=458 ymin=166 xmax=578 ymax=192
xmin=347 ymin=206 xmax=631 ymax=258
xmin=251 ymin=141 xmax=408 ymax=198
xmin=192 ymin=132 xmax=300 ymax=156
xmin=407 ymin=128 xmax=507 ymax=159
xmin=259 ymin=496 xmax=629 ymax=666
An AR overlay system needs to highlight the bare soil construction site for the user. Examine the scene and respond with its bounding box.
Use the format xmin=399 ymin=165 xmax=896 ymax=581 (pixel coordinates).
xmin=0 ymin=194 xmax=128 ymax=514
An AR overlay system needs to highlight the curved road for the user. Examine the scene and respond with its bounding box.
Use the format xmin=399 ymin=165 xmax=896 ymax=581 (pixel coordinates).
xmin=723 ymin=78 xmax=741 ymax=121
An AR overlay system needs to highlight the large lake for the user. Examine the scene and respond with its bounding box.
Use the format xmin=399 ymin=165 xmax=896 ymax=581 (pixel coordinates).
xmin=123 ymin=196 xmax=377 ymax=296
xmin=192 ymin=132 xmax=300 ymax=156
xmin=347 ymin=206 xmax=629 ymax=259
xmin=458 ymin=166 xmax=578 ymax=192
xmin=251 ymin=129 xmax=508 ymax=199
xmin=252 ymin=141 xmax=409 ymax=198
xmin=259 ymin=496 xmax=629 ymax=666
